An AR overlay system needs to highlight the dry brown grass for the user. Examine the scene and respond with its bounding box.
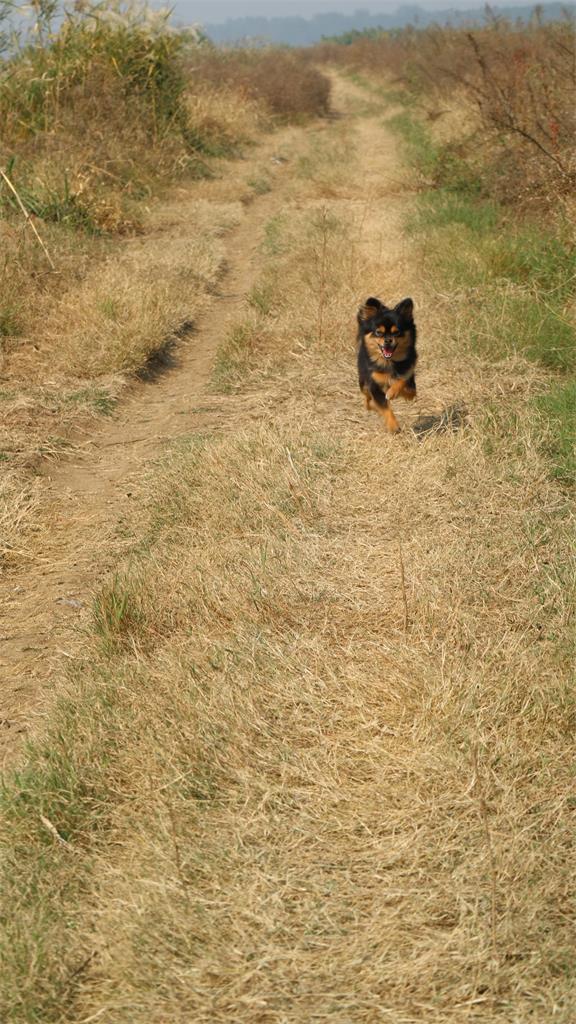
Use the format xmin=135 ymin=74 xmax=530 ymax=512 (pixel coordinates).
xmin=0 ymin=472 xmax=41 ymax=567
xmin=1 ymin=83 xmax=574 ymax=1022
xmin=189 ymin=49 xmax=331 ymax=122
xmin=185 ymin=85 xmax=267 ymax=153
xmin=79 ymin=425 xmax=574 ymax=1022
xmin=5 ymin=420 xmax=572 ymax=1019
xmin=43 ymin=199 xmax=241 ymax=378
xmin=0 ymin=196 xmax=241 ymax=568
xmin=315 ymin=19 xmax=575 ymax=206
xmin=0 ymin=12 xmax=332 ymax=570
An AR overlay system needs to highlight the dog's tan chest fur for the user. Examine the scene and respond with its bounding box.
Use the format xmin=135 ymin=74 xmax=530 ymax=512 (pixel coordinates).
xmin=371 ymin=370 xmax=392 ymax=387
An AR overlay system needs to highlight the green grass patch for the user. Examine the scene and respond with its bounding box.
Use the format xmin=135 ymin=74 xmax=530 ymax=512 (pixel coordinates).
xmin=1 ymin=167 xmax=100 ymax=234
xmin=387 ymin=111 xmax=438 ymax=175
xmin=486 ymin=229 xmax=576 ymax=300
xmin=387 ymin=111 xmax=481 ymax=195
xmin=393 ymin=103 xmax=576 ymax=482
xmin=537 ymin=381 xmax=576 ymax=486
xmin=64 ymin=387 xmax=117 ymax=416
xmin=418 ymin=217 xmax=576 ymax=374
xmin=0 ymin=676 xmax=125 ymax=1022
xmin=247 ymin=281 xmax=275 ymax=315
xmin=409 ymin=191 xmax=500 ymax=235
xmin=0 ymin=304 xmax=23 ymax=337
xmin=503 ymin=295 xmax=575 ymax=373
xmin=404 ymin=165 xmax=575 ymax=375
xmin=346 ymin=71 xmax=413 ymax=109
xmin=262 ymin=212 xmax=288 ymax=257
xmin=247 ymin=175 xmax=272 ymax=196
xmin=93 ymin=573 xmax=147 ymax=653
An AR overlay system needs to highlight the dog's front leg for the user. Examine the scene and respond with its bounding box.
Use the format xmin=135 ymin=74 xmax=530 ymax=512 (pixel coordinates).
xmin=371 ymin=390 xmax=400 ymax=433
xmin=385 ymin=378 xmax=407 ymax=401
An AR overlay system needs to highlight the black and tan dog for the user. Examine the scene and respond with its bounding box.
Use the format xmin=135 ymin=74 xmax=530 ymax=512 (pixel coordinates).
xmin=357 ymin=296 xmax=417 ymax=433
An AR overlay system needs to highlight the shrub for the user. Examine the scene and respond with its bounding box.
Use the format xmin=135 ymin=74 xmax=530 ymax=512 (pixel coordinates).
xmin=0 ymin=7 xmax=331 ymax=239
xmin=313 ymin=18 xmax=576 ymax=206
xmin=0 ymin=3 xmax=204 ymax=233
xmin=188 ymin=49 xmax=331 ymax=122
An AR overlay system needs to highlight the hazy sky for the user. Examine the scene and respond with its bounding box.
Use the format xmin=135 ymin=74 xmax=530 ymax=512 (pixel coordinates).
xmin=173 ymin=1 xmax=535 ymax=23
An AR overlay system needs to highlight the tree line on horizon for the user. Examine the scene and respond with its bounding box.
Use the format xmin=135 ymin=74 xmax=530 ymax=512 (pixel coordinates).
xmin=202 ymin=3 xmax=574 ymax=46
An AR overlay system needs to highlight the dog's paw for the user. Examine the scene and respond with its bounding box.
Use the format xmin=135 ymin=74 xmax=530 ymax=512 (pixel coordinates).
xmin=383 ymin=410 xmax=400 ymax=433
xmin=385 ymin=381 xmax=403 ymax=401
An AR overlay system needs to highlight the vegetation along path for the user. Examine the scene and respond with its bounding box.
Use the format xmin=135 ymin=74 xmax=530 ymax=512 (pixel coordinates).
xmin=1 ymin=73 xmax=574 ymax=1023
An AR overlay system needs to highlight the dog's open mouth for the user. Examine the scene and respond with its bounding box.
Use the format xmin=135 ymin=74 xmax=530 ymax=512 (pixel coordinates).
xmin=379 ymin=344 xmax=395 ymax=359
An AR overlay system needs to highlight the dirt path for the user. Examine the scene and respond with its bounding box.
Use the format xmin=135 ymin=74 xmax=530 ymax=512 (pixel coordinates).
xmin=0 ymin=125 xmax=308 ymax=761
xmin=0 ymin=74 xmax=449 ymax=763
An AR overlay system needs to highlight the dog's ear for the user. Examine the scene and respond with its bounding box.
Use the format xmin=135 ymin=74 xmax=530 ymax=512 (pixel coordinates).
xmin=358 ymin=297 xmax=382 ymax=322
xmin=394 ymin=297 xmax=414 ymax=322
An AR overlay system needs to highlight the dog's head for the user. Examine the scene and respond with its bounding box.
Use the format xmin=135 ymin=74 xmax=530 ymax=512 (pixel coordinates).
xmin=358 ymin=297 xmax=414 ymax=359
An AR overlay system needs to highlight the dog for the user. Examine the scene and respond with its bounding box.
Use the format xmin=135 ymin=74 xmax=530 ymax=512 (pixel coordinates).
xmin=357 ymin=296 xmax=417 ymax=433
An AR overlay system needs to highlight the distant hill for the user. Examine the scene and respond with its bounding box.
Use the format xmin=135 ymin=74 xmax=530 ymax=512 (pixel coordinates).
xmin=203 ymin=4 xmax=575 ymax=46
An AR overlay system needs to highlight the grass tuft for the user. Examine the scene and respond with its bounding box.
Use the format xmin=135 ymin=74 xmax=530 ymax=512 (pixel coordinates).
xmin=93 ymin=574 xmax=147 ymax=653
xmin=211 ymin=317 xmax=271 ymax=393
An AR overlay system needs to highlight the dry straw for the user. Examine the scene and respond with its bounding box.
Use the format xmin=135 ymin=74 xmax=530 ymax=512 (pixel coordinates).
xmin=0 ymin=169 xmax=55 ymax=269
